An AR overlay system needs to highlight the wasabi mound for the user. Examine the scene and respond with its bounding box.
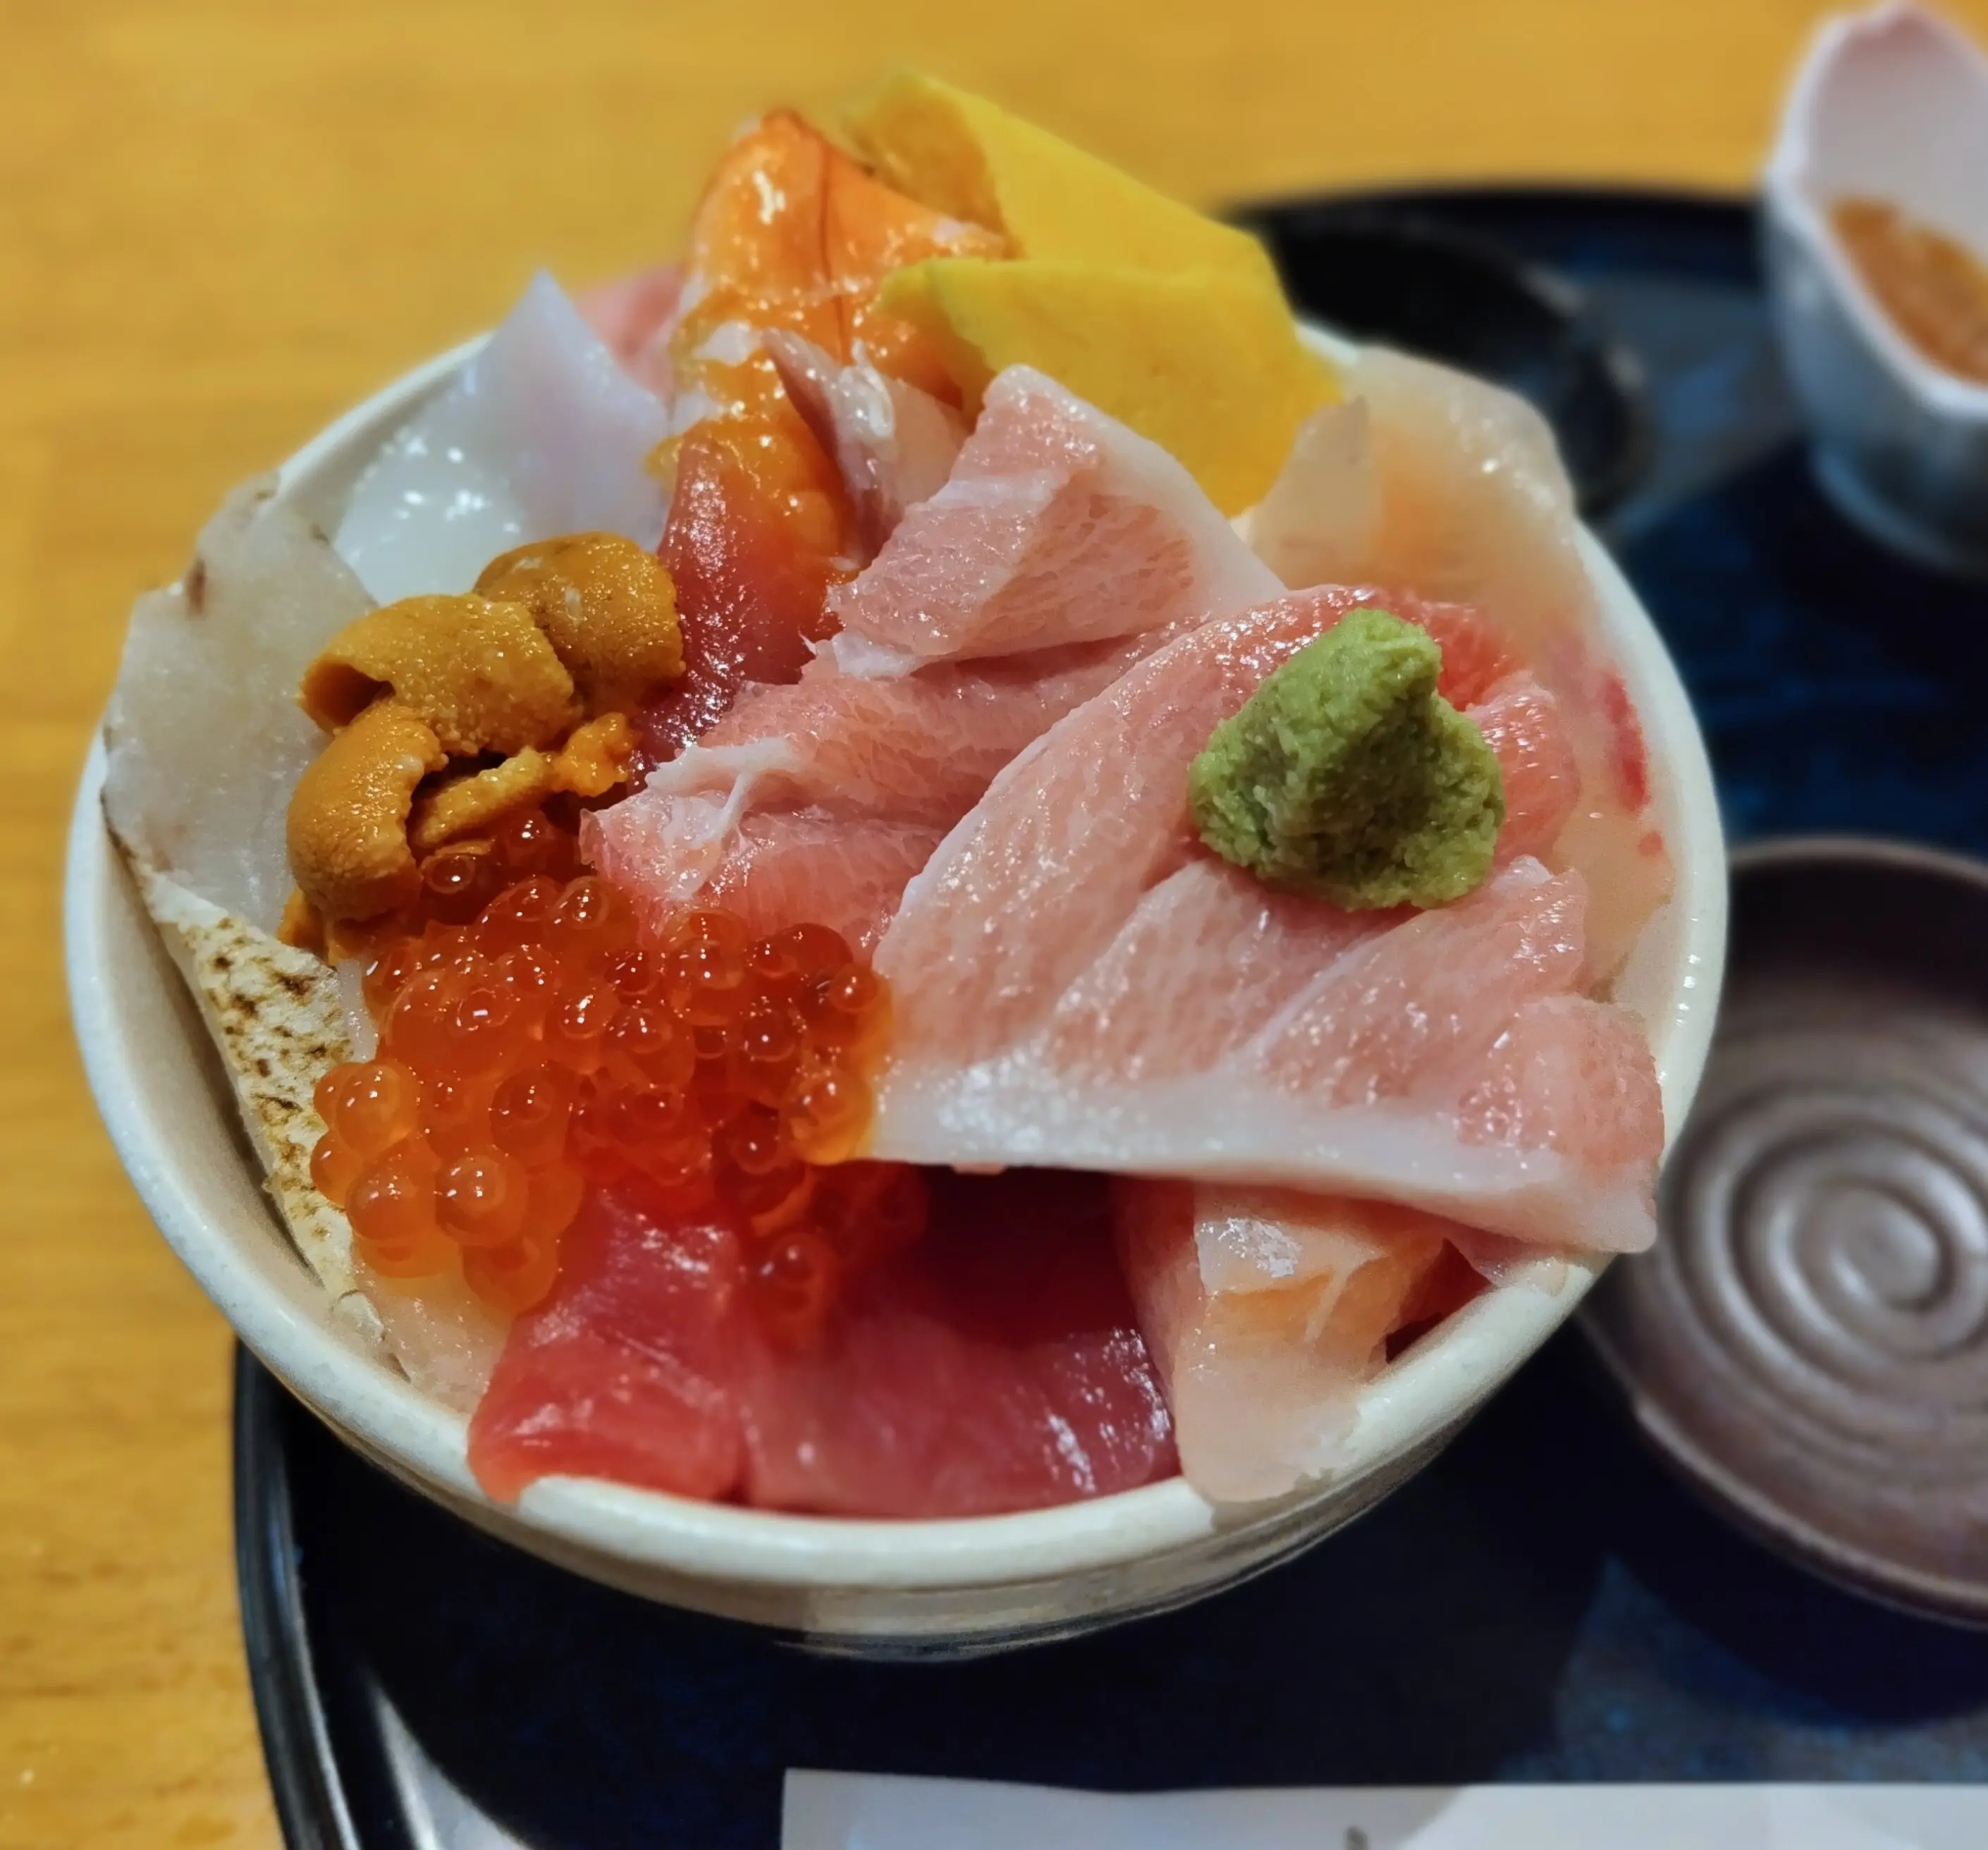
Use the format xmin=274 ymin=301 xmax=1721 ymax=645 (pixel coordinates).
xmin=1187 ymin=606 xmax=1504 ymax=910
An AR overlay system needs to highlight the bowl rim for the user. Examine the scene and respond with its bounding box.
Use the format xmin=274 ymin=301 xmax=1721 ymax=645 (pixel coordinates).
xmin=66 ymin=325 xmax=1727 ymax=1592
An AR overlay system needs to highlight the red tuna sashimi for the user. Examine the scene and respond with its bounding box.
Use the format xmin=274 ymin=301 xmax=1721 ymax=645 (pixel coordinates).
xmin=828 ymin=365 xmax=1282 ymax=675
xmin=1250 ymin=353 xmax=1673 ymax=976
xmin=469 ymin=1191 xmax=747 ymax=1503
xmin=641 ymin=420 xmax=852 ymax=760
xmin=466 ymin=1175 xmax=1174 ymax=1515
xmin=744 ymin=1171 xmax=1175 ymax=1516
xmin=870 ymin=589 xmax=1663 ymax=1251
xmin=1115 ymin=1182 xmax=1454 ymax=1502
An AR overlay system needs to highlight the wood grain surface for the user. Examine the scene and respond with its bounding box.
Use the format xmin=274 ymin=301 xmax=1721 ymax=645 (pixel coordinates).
xmin=5 ymin=3 xmax=1985 ymax=1844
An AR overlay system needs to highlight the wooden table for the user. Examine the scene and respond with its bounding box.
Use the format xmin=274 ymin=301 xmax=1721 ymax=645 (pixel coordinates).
xmin=5 ymin=2 xmax=1984 ymax=1842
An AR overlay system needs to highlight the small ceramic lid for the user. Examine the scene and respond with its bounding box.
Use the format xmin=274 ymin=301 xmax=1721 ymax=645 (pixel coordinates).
xmin=1583 ymin=837 xmax=1988 ymax=1624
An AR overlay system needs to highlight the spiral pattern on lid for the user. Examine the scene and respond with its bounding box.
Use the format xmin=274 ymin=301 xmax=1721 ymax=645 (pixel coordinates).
xmin=1590 ymin=979 xmax=1988 ymax=1610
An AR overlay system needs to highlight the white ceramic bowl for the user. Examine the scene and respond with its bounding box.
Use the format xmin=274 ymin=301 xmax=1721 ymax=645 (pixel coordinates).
xmin=68 ymin=331 xmax=1726 ymax=1658
xmin=1765 ymin=2 xmax=1988 ymax=577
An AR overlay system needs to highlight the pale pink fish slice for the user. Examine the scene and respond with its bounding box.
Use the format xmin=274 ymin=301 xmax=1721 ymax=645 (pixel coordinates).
xmin=871 ymin=593 xmax=1662 ymax=1249
xmin=587 ymin=626 xmax=1200 ymax=947
xmin=877 ymin=587 xmax=1521 ymax=1065
xmin=1472 ymin=672 xmax=1580 ymax=862
xmin=573 ymin=263 xmax=683 ymax=397
xmin=1033 ymin=673 xmax=1576 ymax=1074
xmin=587 ymin=795 xmax=939 ymax=957
xmin=1115 ymin=1181 xmax=1452 ymax=1502
xmin=636 ymin=635 xmax=1174 ymax=828
xmin=1457 ymin=991 xmax=1666 ymax=1179
xmin=1245 ymin=859 xmax=1585 ymax=1103
xmin=828 ymin=365 xmax=1282 ymax=675
xmin=1250 ymin=347 xmax=1673 ymax=977
xmin=1040 ymin=858 xmax=1395 ymax=1083
xmin=763 ymin=329 xmax=967 ymax=551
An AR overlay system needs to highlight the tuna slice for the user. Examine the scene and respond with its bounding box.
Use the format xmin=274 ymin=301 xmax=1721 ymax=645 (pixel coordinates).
xmin=591 ymin=795 xmax=944 ymax=956
xmin=467 ymin=1172 xmax=1176 ymax=1515
xmin=644 ymin=418 xmax=849 ymax=757
xmin=870 ymin=589 xmax=1664 ymax=1251
xmin=596 ymin=369 xmax=1275 ymax=942
xmin=1115 ymin=1182 xmax=1466 ymax=1502
xmin=1474 ymin=672 xmax=1581 ymax=863
xmin=1249 ymin=350 xmax=1673 ymax=977
xmin=468 ymin=1193 xmax=749 ymax=1504
xmin=828 ymin=365 xmax=1283 ymax=675
xmin=742 ymin=1170 xmax=1175 ymax=1516
xmin=589 ymin=632 xmax=1182 ymax=952
xmin=334 ymin=273 xmax=669 ymax=604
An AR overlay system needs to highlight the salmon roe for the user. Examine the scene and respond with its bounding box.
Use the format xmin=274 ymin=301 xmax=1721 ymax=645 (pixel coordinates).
xmin=308 ymin=808 xmax=916 ymax=1327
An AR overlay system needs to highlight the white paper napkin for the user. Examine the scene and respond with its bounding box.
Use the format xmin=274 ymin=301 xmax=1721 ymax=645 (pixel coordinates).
xmin=782 ymin=1771 xmax=1988 ymax=1849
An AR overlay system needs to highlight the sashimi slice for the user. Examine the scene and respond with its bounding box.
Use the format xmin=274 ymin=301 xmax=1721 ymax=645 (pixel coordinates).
xmin=743 ymin=1170 xmax=1175 ymax=1516
xmin=1472 ymin=673 xmax=1580 ymax=862
xmin=105 ymin=479 xmax=374 ymax=933
xmin=1114 ymin=1181 xmax=1449 ymax=1502
xmin=828 ymin=365 xmax=1282 ymax=675
xmin=871 ymin=593 xmax=1663 ymax=1250
xmin=1457 ymin=992 xmax=1667 ymax=1178
xmin=1240 ymin=398 xmax=1378 ymax=591
xmin=662 ymin=111 xmax=1002 ymax=427
xmin=643 ymin=417 xmax=851 ymax=759
xmin=765 ymin=329 xmax=967 ymax=550
xmin=467 ymin=1172 xmax=1175 ymax=1515
xmin=597 ymin=629 xmax=1196 ymax=948
xmin=574 ymin=263 xmax=682 ymax=396
xmin=589 ymin=796 xmax=941 ymax=956
xmin=1249 ymin=350 xmax=1673 ymax=976
xmin=652 ymin=637 xmax=1164 ymax=825
xmin=468 ymin=1191 xmax=748 ymax=1504
xmin=334 ymin=274 xmax=668 ymax=604
xmin=638 ymin=113 xmax=998 ymax=759
xmin=875 ymin=588 xmax=1521 ymax=1062
xmin=359 ymin=1266 xmax=508 ymax=1416
xmin=1244 ymin=859 xmax=1585 ymax=1102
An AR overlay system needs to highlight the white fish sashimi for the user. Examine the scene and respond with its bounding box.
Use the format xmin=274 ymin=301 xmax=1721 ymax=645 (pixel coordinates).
xmin=1115 ymin=1182 xmax=1452 ymax=1502
xmin=1239 ymin=396 xmax=1378 ymax=589
xmin=828 ymin=365 xmax=1282 ymax=676
xmin=104 ymin=478 xmax=373 ymax=931
xmin=336 ymin=273 xmax=669 ymax=604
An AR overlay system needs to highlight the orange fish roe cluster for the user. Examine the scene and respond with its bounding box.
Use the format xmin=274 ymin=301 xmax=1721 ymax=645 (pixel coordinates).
xmin=307 ymin=811 xmax=913 ymax=1328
